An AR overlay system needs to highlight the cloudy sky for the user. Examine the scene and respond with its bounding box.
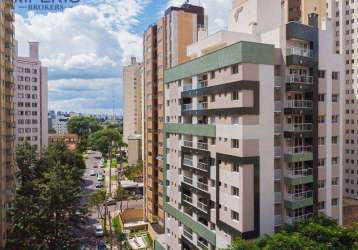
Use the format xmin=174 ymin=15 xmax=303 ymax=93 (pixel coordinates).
xmin=15 ymin=0 xmax=233 ymax=115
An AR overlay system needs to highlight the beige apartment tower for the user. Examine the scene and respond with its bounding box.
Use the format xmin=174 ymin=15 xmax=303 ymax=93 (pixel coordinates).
xmin=143 ymin=3 xmax=206 ymax=239
xmin=123 ymin=57 xmax=142 ymax=144
xmin=157 ymin=0 xmax=344 ymax=249
xmin=0 ymin=0 xmax=16 ymax=247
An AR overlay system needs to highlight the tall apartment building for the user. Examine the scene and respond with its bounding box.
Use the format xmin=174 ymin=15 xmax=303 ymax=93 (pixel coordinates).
xmin=0 ymin=0 xmax=15 ymax=247
xmin=159 ymin=0 xmax=344 ymax=249
xmin=15 ymin=42 xmax=48 ymax=150
xmin=143 ymin=3 xmax=206 ymax=239
xmin=52 ymin=115 xmax=69 ymax=134
xmin=123 ymin=57 xmax=142 ymax=144
xmin=331 ymin=0 xmax=358 ymax=199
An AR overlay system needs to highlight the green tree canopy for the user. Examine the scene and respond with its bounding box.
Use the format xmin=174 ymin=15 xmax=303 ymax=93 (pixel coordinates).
xmin=88 ymin=128 xmax=123 ymax=156
xmin=67 ymin=116 xmax=101 ymax=138
xmin=225 ymin=215 xmax=358 ymax=250
xmin=6 ymin=142 xmax=86 ymax=250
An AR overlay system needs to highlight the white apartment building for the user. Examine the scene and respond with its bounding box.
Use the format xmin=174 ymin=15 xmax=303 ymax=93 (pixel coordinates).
xmin=157 ymin=0 xmax=344 ymax=249
xmin=15 ymin=42 xmax=48 ymax=150
xmin=330 ymin=0 xmax=358 ymax=199
xmin=52 ymin=115 xmax=69 ymax=134
xmin=123 ymin=57 xmax=142 ymax=143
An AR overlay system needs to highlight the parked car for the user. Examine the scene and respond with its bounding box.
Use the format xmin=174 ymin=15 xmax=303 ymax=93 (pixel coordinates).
xmin=95 ymin=182 xmax=103 ymax=188
xmin=97 ymin=174 xmax=104 ymax=182
xmin=90 ymin=170 xmax=96 ymax=176
xmin=95 ymin=224 xmax=104 ymax=237
xmin=97 ymin=240 xmax=106 ymax=250
xmin=106 ymin=198 xmax=116 ymax=206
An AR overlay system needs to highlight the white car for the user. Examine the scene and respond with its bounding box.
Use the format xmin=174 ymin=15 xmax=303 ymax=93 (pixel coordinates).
xmin=95 ymin=224 xmax=104 ymax=237
xmin=90 ymin=170 xmax=96 ymax=176
xmin=95 ymin=182 xmax=103 ymax=188
xmin=97 ymin=174 xmax=104 ymax=182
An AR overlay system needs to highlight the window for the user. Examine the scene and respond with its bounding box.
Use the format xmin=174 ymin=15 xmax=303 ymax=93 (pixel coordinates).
xmin=318 ymin=158 xmax=325 ymax=167
xmin=332 ymin=198 xmax=338 ymax=207
xmin=232 ymin=164 xmax=240 ymax=172
xmin=318 ymin=94 xmax=325 ymax=102
xmin=318 ymin=137 xmax=325 ymax=145
xmin=231 ymin=116 xmax=239 ymax=125
xmin=231 ymin=139 xmax=239 ymax=148
xmin=332 ymin=115 xmax=338 ymax=123
xmin=332 ymin=136 xmax=338 ymax=144
xmin=318 ymin=115 xmax=325 ymax=123
xmin=332 ymin=71 xmax=339 ymax=80
xmin=332 ymin=177 xmax=339 ymax=185
xmin=318 ymin=70 xmax=325 ymax=78
xmin=231 ymin=187 xmax=240 ymax=196
xmin=210 ymin=71 xmax=215 ymax=79
xmin=231 ymin=211 xmax=239 ymax=221
xmin=318 ymin=201 xmax=325 ymax=210
xmin=231 ymin=64 xmax=239 ymax=74
xmin=332 ymin=157 xmax=339 ymax=164
xmin=332 ymin=94 xmax=338 ymax=102
xmin=232 ymin=91 xmax=239 ymax=100
xmin=318 ymin=180 xmax=325 ymax=188
xmin=210 ymin=94 xmax=215 ymax=102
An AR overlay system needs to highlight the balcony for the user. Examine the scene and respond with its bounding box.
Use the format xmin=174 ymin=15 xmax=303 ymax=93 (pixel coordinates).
xmin=285 ymin=213 xmax=313 ymax=225
xmin=183 ymin=194 xmax=193 ymax=204
xmin=183 ymin=103 xmax=193 ymax=111
xmin=275 ymin=124 xmax=282 ymax=134
xmin=286 ymin=74 xmax=313 ymax=92
xmin=285 ymin=123 xmax=313 ymax=132
xmin=274 ymin=101 xmax=282 ymax=112
xmin=284 ymin=191 xmax=313 ymax=209
xmin=197 ymin=142 xmax=208 ymax=150
xmin=183 ymin=158 xmax=193 ymax=167
xmin=183 ymin=157 xmax=209 ymax=172
xmin=274 ymin=146 xmax=282 ymax=158
xmin=285 ymin=168 xmax=313 ymax=185
xmin=286 ymin=100 xmax=312 ymax=109
xmin=197 ymin=102 xmax=208 ymax=110
xmin=197 ymin=80 xmax=208 ymax=89
xmin=286 ymin=74 xmax=313 ymax=85
xmin=183 ymin=140 xmax=193 ymax=148
xmin=287 ymin=47 xmax=313 ymax=58
xmin=274 ymin=169 xmax=282 ymax=180
xmin=197 ymin=239 xmax=209 ymax=250
xmin=197 ymin=182 xmax=209 ymax=192
xmin=183 ymin=176 xmax=193 ymax=185
xmin=275 ymin=192 xmax=282 ymax=203
xmin=286 ymin=145 xmax=312 ymax=155
xmin=197 ymin=200 xmax=208 ymax=212
xmin=284 ymin=145 xmax=313 ymax=162
xmin=183 ymin=85 xmax=193 ymax=91
xmin=182 ymin=177 xmax=209 ymax=193
xmin=275 ymin=215 xmax=283 ymax=226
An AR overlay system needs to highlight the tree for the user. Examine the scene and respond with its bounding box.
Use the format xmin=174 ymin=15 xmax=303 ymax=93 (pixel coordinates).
xmin=225 ymin=215 xmax=358 ymax=250
xmin=48 ymin=128 xmax=57 ymax=134
xmin=89 ymin=189 xmax=106 ymax=219
xmin=6 ymin=142 xmax=86 ymax=250
xmin=88 ymin=128 xmax=123 ymax=156
xmin=67 ymin=116 xmax=101 ymax=139
xmin=115 ymin=185 xmax=130 ymax=212
xmin=15 ymin=143 xmax=38 ymax=187
xmin=123 ymin=160 xmax=143 ymax=181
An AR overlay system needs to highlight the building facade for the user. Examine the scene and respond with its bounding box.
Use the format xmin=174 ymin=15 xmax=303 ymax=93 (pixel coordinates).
xmin=123 ymin=57 xmax=142 ymax=144
xmin=51 ymin=115 xmax=69 ymax=134
xmin=0 ymin=0 xmax=15 ymax=247
xmin=15 ymin=42 xmax=48 ymax=150
xmin=143 ymin=3 xmax=206 ymax=237
xmin=331 ymin=0 xmax=358 ymax=200
xmin=160 ymin=0 xmax=344 ymax=249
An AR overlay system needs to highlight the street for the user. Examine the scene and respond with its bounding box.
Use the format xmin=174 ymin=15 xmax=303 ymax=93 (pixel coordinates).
xmin=79 ymin=151 xmax=144 ymax=249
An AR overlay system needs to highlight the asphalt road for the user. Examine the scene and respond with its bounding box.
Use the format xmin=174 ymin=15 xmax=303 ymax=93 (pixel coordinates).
xmin=79 ymin=151 xmax=104 ymax=249
xmin=79 ymin=151 xmax=144 ymax=249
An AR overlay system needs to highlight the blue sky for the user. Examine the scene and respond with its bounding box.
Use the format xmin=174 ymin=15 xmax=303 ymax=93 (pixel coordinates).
xmin=14 ymin=0 xmax=232 ymax=115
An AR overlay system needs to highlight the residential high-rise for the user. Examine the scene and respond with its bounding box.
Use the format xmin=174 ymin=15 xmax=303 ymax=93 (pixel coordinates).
xmin=15 ymin=42 xmax=48 ymax=150
xmin=331 ymin=0 xmax=358 ymax=202
xmin=143 ymin=2 xmax=206 ymax=240
xmin=158 ymin=0 xmax=344 ymax=249
xmin=0 ymin=0 xmax=15 ymax=247
xmin=123 ymin=57 xmax=142 ymax=143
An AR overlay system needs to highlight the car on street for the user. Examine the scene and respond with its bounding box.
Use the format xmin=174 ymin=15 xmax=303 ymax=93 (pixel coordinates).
xmin=95 ymin=224 xmax=104 ymax=237
xmin=97 ymin=174 xmax=104 ymax=181
xmin=90 ymin=170 xmax=96 ymax=176
xmin=106 ymin=198 xmax=116 ymax=206
xmin=95 ymin=182 xmax=103 ymax=188
xmin=97 ymin=240 xmax=106 ymax=250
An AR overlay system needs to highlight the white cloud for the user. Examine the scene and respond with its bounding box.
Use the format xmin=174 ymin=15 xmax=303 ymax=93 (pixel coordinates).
xmin=166 ymin=0 xmax=232 ymax=33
